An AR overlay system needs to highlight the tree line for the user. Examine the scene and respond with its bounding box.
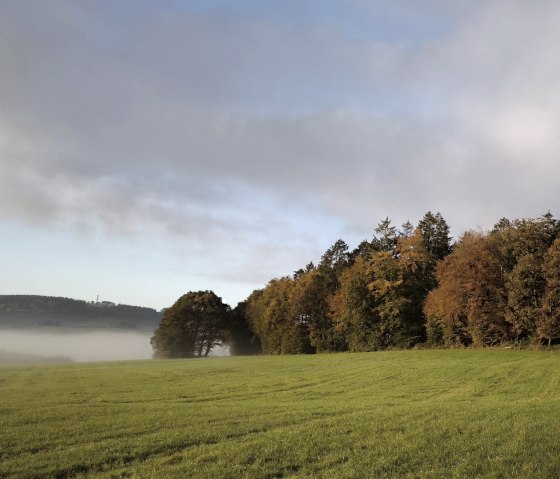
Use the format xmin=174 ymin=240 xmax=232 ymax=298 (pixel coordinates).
xmin=0 ymin=295 xmax=161 ymax=329
xmin=151 ymin=211 xmax=560 ymax=358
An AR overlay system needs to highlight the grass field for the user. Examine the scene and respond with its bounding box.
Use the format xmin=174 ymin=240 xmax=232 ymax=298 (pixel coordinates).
xmin=2 ymin=350 xmax=560 ymax=478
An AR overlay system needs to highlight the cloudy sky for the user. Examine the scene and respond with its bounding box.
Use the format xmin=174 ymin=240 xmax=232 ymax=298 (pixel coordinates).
xmin=2 ymin=0 xmax=559 ymax=309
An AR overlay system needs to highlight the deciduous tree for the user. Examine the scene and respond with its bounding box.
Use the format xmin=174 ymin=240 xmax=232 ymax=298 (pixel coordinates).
xmin=538 ymin=239 xmax=560 ymax=346
xmin=151 ymin=291 xmax=230 ymax=358
xmin=424 ymin=232 xmax=509 ymax=346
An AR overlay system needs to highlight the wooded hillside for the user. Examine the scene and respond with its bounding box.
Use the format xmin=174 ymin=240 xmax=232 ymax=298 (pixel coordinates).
xmin=0 ymin=295 xmax=161 ymax=330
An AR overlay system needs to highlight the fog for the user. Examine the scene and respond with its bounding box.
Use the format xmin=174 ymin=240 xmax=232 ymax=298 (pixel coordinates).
xmin=0 ymin=328 xmax=154 ymax=362
xmin=0 ymin=328 xmax=231 ymax=363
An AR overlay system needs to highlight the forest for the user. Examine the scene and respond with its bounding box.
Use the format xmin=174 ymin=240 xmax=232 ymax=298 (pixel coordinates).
xmin=152 ymin=211 xmax=560 ymax=357
xmin=0 ymin=295 xmax=161 ymax=330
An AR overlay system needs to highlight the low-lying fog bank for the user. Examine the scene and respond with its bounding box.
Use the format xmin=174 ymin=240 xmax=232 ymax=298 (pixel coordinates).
xmin=0 ymin=328 xmax=154 ymax=363
xmin=0 ymin=328 xmax=231 ymax=363
xmin=0 ymin=350 xmax=73 ymax=365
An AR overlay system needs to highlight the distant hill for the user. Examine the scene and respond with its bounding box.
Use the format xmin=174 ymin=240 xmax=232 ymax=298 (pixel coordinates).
xmin=0 ymin=295 xmax=161 ymax=330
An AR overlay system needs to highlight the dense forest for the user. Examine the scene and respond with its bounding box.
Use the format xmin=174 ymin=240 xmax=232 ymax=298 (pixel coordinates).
xmin=243 ymin=211 xmax=560 ymax=353
xmin=153 ymin=211 xmax=560 ymax=358
xmin=240 ymin=211 xmax=450 ymax=354
xmin=0 ymin=295 xmax=161 ymax=330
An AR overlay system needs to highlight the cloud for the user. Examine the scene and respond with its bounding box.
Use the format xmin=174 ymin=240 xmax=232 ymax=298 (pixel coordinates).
xmin=2 ymin=0 xmax=560 ymax=292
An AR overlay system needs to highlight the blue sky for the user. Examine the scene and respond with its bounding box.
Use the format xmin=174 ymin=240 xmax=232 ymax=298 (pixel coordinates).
xmin=2 ymin=0 xmax=560 ymax=309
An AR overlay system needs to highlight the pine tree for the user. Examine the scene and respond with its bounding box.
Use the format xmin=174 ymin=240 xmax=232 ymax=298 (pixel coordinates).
xmin=417 ymin=211 xmax=452 ymax=261
xmin=372 ymin=217 xmax=398 ymax=253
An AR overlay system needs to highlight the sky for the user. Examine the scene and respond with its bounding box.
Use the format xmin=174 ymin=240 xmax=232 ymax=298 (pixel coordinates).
xmin=2 ymin=0 xmax=560 ymax=310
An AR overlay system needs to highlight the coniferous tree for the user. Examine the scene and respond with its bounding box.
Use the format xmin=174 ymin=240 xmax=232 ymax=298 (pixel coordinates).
xmin=318 ymin=240 xmax=351 ymax=276
xmin=401 ymin=220 xmax=414 ymax=238
xmin=417 ymin=211 xmax=452 ymax=261
xmin=396 ymin=230 xmax=433 ymax=342
xmin=350 ymin=239 xmax=373 ymax=262
xmin=372 ymin=217 xmax=398 ymax=254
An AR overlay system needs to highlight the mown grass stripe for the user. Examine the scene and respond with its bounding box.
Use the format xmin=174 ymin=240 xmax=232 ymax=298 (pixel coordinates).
xmin=1 ymin=350 xmax=560 ymax=478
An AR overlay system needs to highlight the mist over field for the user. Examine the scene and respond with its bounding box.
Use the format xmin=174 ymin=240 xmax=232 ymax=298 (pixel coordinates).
xmin=0 ymin=328 xmax=231 ymax=363
xmin=0 ymin=329 xmax=154 ymax=362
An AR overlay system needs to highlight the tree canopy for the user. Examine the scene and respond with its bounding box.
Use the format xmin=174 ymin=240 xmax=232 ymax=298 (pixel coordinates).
xmin=154 ymin=211 xmax=560 ymax=357
xmin=242 ymin=212 xmax=453 ymax=353
xmin=151 ymin=291 xmax=231 ymax=358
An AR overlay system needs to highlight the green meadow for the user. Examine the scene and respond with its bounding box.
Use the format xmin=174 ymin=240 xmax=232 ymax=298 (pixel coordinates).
xmin=2 ymin=350 xmax=560 ymax=478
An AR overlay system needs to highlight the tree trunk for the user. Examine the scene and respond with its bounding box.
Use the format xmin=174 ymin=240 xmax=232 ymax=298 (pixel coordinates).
xmin=196 ymin=340 xmax=204 ymax=357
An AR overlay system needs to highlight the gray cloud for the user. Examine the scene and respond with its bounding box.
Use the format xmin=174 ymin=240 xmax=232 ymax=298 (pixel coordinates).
xmin=2 ymin=0 xmax=560 ymax=289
